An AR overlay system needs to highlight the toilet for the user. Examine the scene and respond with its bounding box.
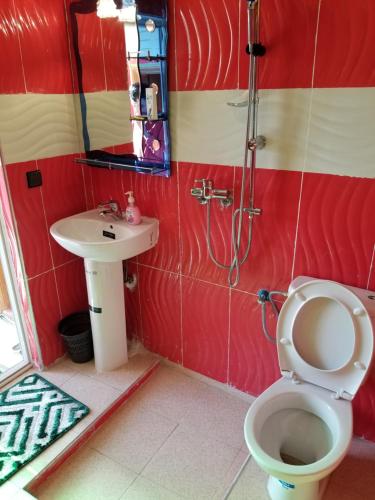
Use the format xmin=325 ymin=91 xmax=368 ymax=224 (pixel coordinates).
xmin=244 ymin=276 xmax=375 ymax=500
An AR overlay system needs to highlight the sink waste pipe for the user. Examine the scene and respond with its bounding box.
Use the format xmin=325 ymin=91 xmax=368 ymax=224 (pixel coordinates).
xmin=257 ymin=289 xmax=288 ymax=343
xmin=206 ymin=0 xmax=266 ymax=287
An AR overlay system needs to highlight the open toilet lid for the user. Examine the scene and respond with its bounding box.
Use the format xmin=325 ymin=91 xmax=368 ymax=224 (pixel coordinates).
xmin=277 ymin=279 xmax=374 ymax=399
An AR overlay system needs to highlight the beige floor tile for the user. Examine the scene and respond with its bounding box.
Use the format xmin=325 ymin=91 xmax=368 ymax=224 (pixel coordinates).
xmin=215 ymin=450 xmax=250 ymax=500
xmin=324 ymin=437 xmax=375 ymax=499
xmin=33 ymin=446 xmax=137 ymax=500
xmin=90 ymin=353 xmax=158 ymax=391
xmin=120 ymin=476 xmax=186 ymax=500
xmin=129 ymin=366 xmax=204 ymax=421
xmin=226 ymin=459 xmax=268 ymax=500
xmin=60 ymin=372 xmax=121 ymax=424
xmin=40 ymin=360 xmax=78 ymax=387
xmin=89 ymin=402 xmax=178 ymax=473
xmin=141 ymin=424 xmax=240 ymax=499
xmin=180 ymin=383 xmax=249 ymax=449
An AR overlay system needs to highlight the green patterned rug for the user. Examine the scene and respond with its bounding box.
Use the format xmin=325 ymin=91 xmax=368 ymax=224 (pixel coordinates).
xmin=0 ymin=373 xmax=89 ymax=485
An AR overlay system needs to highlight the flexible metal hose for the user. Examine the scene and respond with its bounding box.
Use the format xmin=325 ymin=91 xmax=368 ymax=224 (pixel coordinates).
xmin=259 ymin=290 xmax=288 ymax=344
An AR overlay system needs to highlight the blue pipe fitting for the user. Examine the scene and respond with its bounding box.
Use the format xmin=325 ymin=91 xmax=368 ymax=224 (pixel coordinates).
xmin=257 ymin=288 xmax=269 ymax=304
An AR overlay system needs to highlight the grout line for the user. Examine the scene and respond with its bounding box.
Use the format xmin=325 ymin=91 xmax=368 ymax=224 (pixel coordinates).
xmin=137 ymin=261 xmax=260 ymax=296
xmin=27 ymin=258 xmax=80 ymax=281
xmin=138 ymin=422 xmax=180 ymax=475
xmin=11 ymin=0 xmax=28 ymax=93
xmin=176 ymin=162 xmax=184 ymax=364
xmin=226 ymin=287 xmax=232 ymax=385
xmin=35 ymin=161 xmax=62 ymax=318
xmin=367 ymin=244 xmax=375 ymax=290
xmin=290 ymin=0 xmax=322 ymax=280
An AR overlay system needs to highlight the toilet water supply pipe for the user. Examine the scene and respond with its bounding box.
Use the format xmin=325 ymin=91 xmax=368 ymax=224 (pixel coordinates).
xmin=206 ymin=0 xmax=265 ymax=288
xmin=257 ymin=289 xmax=288 ymax=343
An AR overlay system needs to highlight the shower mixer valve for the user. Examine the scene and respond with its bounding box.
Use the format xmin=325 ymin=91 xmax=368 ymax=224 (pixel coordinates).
xmin=191 ymin=179 xmax=233 ymax=207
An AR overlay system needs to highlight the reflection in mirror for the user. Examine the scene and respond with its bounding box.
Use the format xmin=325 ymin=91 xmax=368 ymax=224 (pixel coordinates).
xmin=69 ymin=0 xmax=170 ymax=176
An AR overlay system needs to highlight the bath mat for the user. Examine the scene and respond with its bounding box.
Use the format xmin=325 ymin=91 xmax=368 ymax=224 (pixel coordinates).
xmin=0 ymin=373 xmax=89 ymax=485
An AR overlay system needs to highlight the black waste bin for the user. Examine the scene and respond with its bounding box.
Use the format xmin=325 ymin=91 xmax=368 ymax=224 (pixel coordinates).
xmin=58 ymin=311 xmax=94 ymax=363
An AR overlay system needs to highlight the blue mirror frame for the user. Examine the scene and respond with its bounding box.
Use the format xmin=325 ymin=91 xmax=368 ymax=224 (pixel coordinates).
xmin=69 ymin=0 xmax=171 ymax=177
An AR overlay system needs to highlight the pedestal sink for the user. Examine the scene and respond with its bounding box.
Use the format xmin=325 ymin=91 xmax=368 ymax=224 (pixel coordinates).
xmin=50 ymin=209 xmax=159 ymax=372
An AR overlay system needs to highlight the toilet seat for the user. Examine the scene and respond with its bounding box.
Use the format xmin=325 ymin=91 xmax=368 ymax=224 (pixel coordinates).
xmin=277 ymin=279 xmax=374 ymax=400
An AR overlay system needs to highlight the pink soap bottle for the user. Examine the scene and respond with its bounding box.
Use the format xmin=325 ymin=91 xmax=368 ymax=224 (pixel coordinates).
xmin=125 ymin=191 xmax=141 ymax=225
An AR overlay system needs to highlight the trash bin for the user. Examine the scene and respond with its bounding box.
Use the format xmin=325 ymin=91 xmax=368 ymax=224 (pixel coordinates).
xmin=58 ymin=311 xmax=94 ymax=363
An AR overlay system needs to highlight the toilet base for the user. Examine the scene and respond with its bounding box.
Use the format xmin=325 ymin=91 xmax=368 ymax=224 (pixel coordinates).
xmin=267 ymin=475 xmax=330 ymax=500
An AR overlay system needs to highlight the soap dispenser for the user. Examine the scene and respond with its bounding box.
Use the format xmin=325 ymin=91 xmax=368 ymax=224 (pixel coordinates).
xmin=125 ymin=191 xmax=141 ymax=225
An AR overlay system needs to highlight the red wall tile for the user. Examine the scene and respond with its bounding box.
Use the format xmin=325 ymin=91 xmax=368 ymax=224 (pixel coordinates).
xmin=13 ymin=0 xmax=73 ymax=93
xmin=294 ymin=173 xmax=375 ymax=289
xmin=38 ymin=155 xmax=87 ymax=268
xmin=133 ymin=169 xmax=180 ymax=273
xmin=174 ymin=0 xmax=239 ymax=90
xmin=54 ymin=259 xmax=88 ymax=318
xmin=229 ymin=289 xmax=279 ymax=395
xmin=139 ymin=266 xmax=182 ymax=363
xmin=0 ymin=0 xmax=26 ymax=94
xmin=314 ymin=0 xmax=375 ymax=88
xmin=369 ymin=254 xmax=375 ymax=291
xmin=6 ymin=161 xmax=53 ymax=278
xmin=179 ymin=162 xmax=235 ymax=286
xmin=235 ymin=168 xmax=301 ymax=294
xmin=239 ymin=0 xmax=320 ymax=89
xmin=28 ymin=270 xmax=64 ymax=366
xmin=182 ymin=277 xmax=229 ymax=383
xmin=91 ymin=168 xmax=130 ymax=208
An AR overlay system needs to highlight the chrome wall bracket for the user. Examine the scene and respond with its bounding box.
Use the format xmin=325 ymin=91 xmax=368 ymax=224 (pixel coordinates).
xmin=191 ymin=179 xmax=233 ymax=208
xmin=248 ymin=135 xmax=266 ymax=151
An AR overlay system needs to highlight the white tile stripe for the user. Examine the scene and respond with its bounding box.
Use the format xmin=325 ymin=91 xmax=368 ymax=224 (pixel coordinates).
xmin=1 ymin=87 xmax=374 ymax=178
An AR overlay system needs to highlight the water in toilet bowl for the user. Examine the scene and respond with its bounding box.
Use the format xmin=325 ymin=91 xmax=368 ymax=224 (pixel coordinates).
xmin=259 ymin=408 xmax=333 ymax=466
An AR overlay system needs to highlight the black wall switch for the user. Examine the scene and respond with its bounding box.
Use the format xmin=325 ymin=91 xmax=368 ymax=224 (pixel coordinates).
xmin=26 ymin=170 xmax=42 ymax=188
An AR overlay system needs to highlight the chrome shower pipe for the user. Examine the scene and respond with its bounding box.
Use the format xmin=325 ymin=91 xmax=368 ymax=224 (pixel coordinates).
xmin=206 ymin=0 xmax=264 ymax=287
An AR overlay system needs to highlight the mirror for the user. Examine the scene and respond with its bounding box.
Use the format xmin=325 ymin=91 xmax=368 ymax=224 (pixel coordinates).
xmin=69 ymin=0 xmax=170 ymax=177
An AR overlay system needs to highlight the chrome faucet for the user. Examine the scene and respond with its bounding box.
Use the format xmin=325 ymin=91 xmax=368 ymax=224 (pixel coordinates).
xmin=191 ymin=179 xmax=233 ymax=207
xmin=98 ymin=200 xmax=123 ymax=220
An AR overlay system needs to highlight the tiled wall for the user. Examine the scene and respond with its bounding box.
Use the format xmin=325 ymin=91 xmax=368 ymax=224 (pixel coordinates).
xmin=1 ymin=0 xmax=375 ymax=442
xmin=0 ymin=1 xmax=88 ymax=365
xmin=124 ymin=0 xmax=375 ymax=442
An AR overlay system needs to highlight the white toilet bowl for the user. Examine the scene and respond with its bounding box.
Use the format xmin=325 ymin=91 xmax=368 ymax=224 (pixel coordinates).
xmin=244 ymin=277 xmax=375 ymax=500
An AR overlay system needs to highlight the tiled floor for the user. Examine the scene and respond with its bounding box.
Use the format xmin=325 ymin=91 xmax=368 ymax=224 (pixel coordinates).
xmin=31 ymin=364 xmax=253 ymax=500
xmin=30 ymin=362 xmax=375 ymax=500
xmin=0 ymin=350 xmax=159 ymax=497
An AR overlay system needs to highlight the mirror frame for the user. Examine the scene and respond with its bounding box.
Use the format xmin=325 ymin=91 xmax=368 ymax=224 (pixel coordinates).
xmin=69 ymin=0 xmax=171 ymax=177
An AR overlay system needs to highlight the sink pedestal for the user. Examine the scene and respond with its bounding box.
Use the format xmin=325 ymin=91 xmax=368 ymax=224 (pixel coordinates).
xmin=84 ymin=259 xmax=128 ymax=372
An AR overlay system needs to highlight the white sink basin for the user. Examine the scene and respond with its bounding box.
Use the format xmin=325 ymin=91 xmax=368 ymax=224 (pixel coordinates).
xmin=50 ymin=209 xmax=159 ymax=262
xmin=50 ymin=209 xmax=159 ymax=373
